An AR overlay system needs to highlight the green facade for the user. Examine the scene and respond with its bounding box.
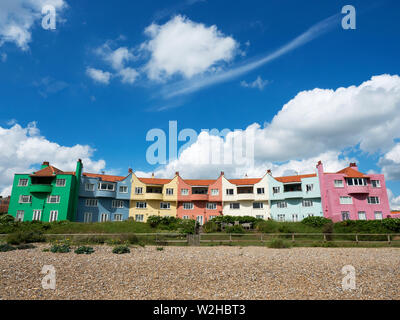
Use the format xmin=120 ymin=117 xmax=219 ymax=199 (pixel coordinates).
xmin=7 ymin=161 xmax=81 ymax=222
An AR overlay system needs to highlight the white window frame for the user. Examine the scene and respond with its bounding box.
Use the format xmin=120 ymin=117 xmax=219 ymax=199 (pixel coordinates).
xmin=136 ymin=202 xmax=147 ymax=209
xmin=306 ymin=184 xmax=314 ymax=192
xmin=19 ymin=195 xmax=32 ymax=204
xmin=182 ymin=215 xmax=189 ymax=220
xmin=16 ymin=210 xmax=24 ymax=222
xmin=367 ymin=196 xmax=380 ymax=205
xmin=257 ymin=188 xmax=266 ymax=195
xmin=98 ymin=182 xmax=115 ymax=192
xmin=160 ymin=202 xmax=171 ymax=210
xmin=340 ymin=196 xmax=353 ymax=205
xmin=277 ymin=214 xmax=285 ymax=222
xmin=100 ymin=213 xmax=109 ymax=223
xmin=341 ymin=211 xmax=350 ymax=221
xmin=85 ymin=199 xmax=98 ymax=207
xmin=49 ymin=210 xmax=58 ymax=222
xmin=84 ymin=212 xmax=92 ymax=223
xmin=47 ymin=195 xmax=60 ymax=204
xmin=211 ymin=189 xmax=219 ymax=196
xmin=112 ymin=200 xmax=124 ymax=209
xmin=85 ymin=183 xmax=95 ymax=192
xmin=166 ymin=188 xmax=174 ymax=195
xmin=253 ymin=202 xmax=264 ymax=209
xmin=55 ymin=179 xmax=66 ymax=187
xmin=181 ymin=189 xmax=189 ymax=196
xmin=334 ymin=180 xmax=344 ymax=188
xmin=292 ymin=214 xmax=299 ymax=222
xmin=206 ymin=203 xmax=217 ymax=210
xmin=272 ymin=187 xmax=280 ymax=194
xmin=277 ymin=201 xmax=287 ymax=209
xmin=226 ymin=189 xmax=234 ymax=195
xmin=371 ymin=180 xmax=381 ymax=188
xmin=374 ymin=212 xmax=383 ymax=220
xmin=183 ymin=202 xmax=194 ymax=210
xmin=302 ymin=200 xmax=313 ymax=207
xmin=135 ymin=187 xmax=143 ymax=195
xmin=230 ymin=203 xmax=240 ymax=210
xmin=18 ymin=179 xmax=29 ymax=187
xmin=256 ymin=215 xmax=264 ymax=219
xmin=135 ymin=214 xmax=144 ymax=222
xmin=358 ymin=211 xmax=367 ymax=221
xmin=114 ymin=214 xmax=123 ymax=222
xmin=347 ymin=178 xmax=367 ymax=186
xmin=119 ymin=186 xmax=128 ymax=193
xmin=32 ymin=210 xmax=42 ymax=221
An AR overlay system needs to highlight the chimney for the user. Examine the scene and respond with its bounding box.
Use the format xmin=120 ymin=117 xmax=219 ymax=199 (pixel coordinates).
xmin=267 ymin=170 xmax=272 ymax=175
xmin=41 ymin=161 xmax=50 ymax=169
xmin=128 ymin=168 xmax=133 ymax=174
xmin=221 ymin=171 xmax=225 ymax=176
xmin=76 ymin=159 xmax=83 ymax=177
xmin=349 ymin=163 xmax=358 ymax=171
xmin=175 ymin=171 xmax=180 ymax=176
xmin=152 ymin=173 xmax=155 ymax=178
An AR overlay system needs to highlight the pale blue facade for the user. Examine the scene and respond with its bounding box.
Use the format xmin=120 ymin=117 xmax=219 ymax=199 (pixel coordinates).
xmin=76 ymin=173 xmax=132 ymax=223
xmin=266 ymin=174 xmax=323 ymax=222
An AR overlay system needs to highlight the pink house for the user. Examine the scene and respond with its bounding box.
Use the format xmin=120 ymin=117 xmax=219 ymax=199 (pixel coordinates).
xmin=176 ymin=173 xmax=223 ymax=225
xmin=317 ymin=162 xmax=391 ymax=222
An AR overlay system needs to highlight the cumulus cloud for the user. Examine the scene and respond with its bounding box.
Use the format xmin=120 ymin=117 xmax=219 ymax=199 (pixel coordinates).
xmin=86 ymin=67 xmax=112 ymax=85
xmin=240 ymin=76 xmax=269 ymax=90
xmin=0 ymin=0 xmax=67 ymax=50
xmin=379 ymin=143 xmax=400 ymax=181
xmin=387 ymin=189 xmax=400 ymax=210
xmin=0 ymin=122 xmax=106 ymax=197
xmin=142 ymin=15 xmax=238 ymax=80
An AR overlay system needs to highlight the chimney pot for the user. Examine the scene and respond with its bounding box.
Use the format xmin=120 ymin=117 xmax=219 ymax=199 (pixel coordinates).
xmin=128 ymin=168 xmax=133 ymax=174
xmin=221 ymin=171 xmax=225 ymax=176
xmin=267 ymin=170 xmax=272 ymax=175
xmin=175 ymin=171 xmax=179 ymax=176
xmin=350 ymin=162 xmax=357 ymax=167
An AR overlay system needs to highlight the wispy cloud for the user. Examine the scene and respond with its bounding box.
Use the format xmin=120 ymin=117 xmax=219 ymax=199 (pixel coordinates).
xmin=241 ymin=76 xmax=270 ymax=90
xmin=161 ymin=14 xmax=340 ymax=99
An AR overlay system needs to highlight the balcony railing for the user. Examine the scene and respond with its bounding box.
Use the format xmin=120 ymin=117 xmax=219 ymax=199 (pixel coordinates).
xmin=29 ymin=184 xmax=52 ymax=193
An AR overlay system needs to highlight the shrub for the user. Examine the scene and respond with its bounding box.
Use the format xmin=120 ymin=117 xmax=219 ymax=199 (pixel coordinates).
xmin=6 ymin=231 xmax=45 ymax=245
xmin=322 ymin=221 xmax=334 ymax=241
xmin=74 ymin=246 xmax=95 ymax=255
xmin=156 ymin=247 xmax=164 ymax=251
xmin=225 ymin=225 xmax=245 ymax=234
xmin=0 ymin=214 xmax=15 ymax=225
xmin=0 ymin=243 xmax=16 ymax=252
xmin=256 ymin=220 xmax=280 ymax=233
xmin=203 ymin=221 xmax=219 ymax=233
xmin=268 ymin=239 xmax=292 ymax=249
xmin=112 ymin=245 xmax=130 ymax=254
xmin=16 ymin=244 xmax=36 ymax=250
xmin=50 ymin=244 xmax=71 ymax=253
xmin=302 ymin=216 xmax=332 ymax=228
xmin=178 ymin=219 xmax=196 ymax=234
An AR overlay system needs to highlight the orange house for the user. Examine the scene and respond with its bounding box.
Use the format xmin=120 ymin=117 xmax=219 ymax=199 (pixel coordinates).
xmin=176 ymin=173 xmax=223 ymax=225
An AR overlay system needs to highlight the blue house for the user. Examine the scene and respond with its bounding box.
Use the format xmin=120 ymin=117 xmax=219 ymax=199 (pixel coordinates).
xmin=76 ymin=170 xmax=132 ymax=223
xmin=266 ymin=172 xmax=323 ymax=222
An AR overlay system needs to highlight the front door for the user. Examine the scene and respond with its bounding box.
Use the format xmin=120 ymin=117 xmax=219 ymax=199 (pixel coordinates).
xmin=196 ymin=215 xmax=204 ymax=226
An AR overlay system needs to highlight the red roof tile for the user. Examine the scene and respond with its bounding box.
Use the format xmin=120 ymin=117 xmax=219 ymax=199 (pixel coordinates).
xmin=31 ymin=165 xmax=64 ymax=177
xmin=138 ymin=178 xmax=172 ymax=185
xmin=229 ymin=179 xmax=262 ymax=185
xmin=275 ymin=174 xmax=317 ymax=183
xmin=83 ymin=173 xmax=126 ymax=182
xmin=336 ymin=167 xmax=368 ymax=178
xmin=184 ymin=179 xmax=216 ymax=186
xmin=391 ymin=211 xmax=400 ymax=215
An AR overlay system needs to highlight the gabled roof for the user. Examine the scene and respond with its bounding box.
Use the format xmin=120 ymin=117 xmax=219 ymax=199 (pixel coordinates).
xmin=83 ymin=173 xmax=126 ymax=183
xmin=229 ymin=178 xmax=262 ymax=186
xmin=138 ymin=178 xmax=172 ymax=185
xmin=31 ymin=165 xmax=64 ymax=177
xmin=336 ymin=167 xmax=368 ymax=178
xmin=184 ymin=179 xmax=216 ymax=186
xmin=275 ymin=174 xmax=317 ymax=183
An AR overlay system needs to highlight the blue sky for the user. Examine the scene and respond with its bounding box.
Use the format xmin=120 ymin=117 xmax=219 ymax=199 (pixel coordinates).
xmin=0 ymin=0 xmax=400 ymax=207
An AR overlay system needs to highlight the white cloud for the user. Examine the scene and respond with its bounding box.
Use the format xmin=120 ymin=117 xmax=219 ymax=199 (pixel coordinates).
xmin=0 ymin=0 xmax=67 ymax=50
xmin=0 ymin=122 xmax=106 ymax=197
xmin=118 ymin=67 xmax=139 ymax=84
xmin=1 ymin=53 xmax=7 ymax=62
xmin=379 ymin=143 xmax=400 ymax=181
xmin=95 ymin=44 xmax=135 ymax=71
xmin=387 ymin=189 xmax=400 ymax=210
xmin=241 ymin=76 xmax=269 ymax=90
xmin=86 ymin=67 xmax=112 ymax=85
xmin=142 ymin=15 xmax=238 ymax=80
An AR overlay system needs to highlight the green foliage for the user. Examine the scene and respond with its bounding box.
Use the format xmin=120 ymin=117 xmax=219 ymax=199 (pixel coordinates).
xmin=225 ymin=225 xmax=246 ymax=234
xmin=0 ymin=214 xmax=15 ymax=225
xmin=177 ymin=219 xmax=196 ymax=234
xmin=112 ymin=245 xmax=130 ymax=254
xmin=212 ymin=216 xmax=261 ymax=225
xmin=302 ymin=216 xmax=332 ymax=228
xmin=50 ymin=244 xmax=71 ymax=253
xmin=333 ymin=219 xmax=400 ymax=234
xmin=16 ymin=244 xmax=36 ymax=250
xmin=74 ymin=246 xmax=95 ymax=255
xmin=322 ymin=221 xmax=334 ymax=241
xmin=156 ymin=247 xmax=164 ymax=251
xmin=0 ymin=243 xmax=16 ymax=252
xmin=203 ymin=221 xmax=220 ymax=233
xmin=268 ymin=239 xmax=292 ymax=249
xmin=6 ymin=231 xmax=45 ymax=245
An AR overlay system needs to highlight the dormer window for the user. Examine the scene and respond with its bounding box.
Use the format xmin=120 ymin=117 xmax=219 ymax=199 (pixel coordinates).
xmin=98 ymin=182 xmax=115 ymax=191
xmin=346 ymin=178 xmax=367 ymax=186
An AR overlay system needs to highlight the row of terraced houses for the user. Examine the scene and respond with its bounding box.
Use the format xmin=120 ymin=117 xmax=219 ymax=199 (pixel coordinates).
xmin=7 ymin=159 xmax=395 ymax=224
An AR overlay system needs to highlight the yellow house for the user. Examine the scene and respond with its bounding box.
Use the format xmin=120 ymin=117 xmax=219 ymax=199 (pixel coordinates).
xmin=129 ymin=172 xmax=178 ymax=222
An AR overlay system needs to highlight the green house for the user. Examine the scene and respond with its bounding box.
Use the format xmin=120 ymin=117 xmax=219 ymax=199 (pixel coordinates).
xmin=7 ymin=160 xmax=82 ymax=222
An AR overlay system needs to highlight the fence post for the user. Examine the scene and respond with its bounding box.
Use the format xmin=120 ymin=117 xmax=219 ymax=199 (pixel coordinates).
xmin=355 ymin=234 xmax=359 ymax=244
xmin=156 ymin=233 xmax=158 ymax=244
xmin=292 ymin=233 xmax=295 ymax=243
xmin=387 ymin=234 xmax=391 ymax=245
xmin=230 ymin=234 xmax=232 ymax=243
xmin=323 ymin=234 xmax=327 ymax=242
xmin=261 ymin=233 xmax=263 ymax=243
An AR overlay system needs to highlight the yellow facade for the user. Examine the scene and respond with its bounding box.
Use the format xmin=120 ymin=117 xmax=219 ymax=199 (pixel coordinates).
xmin=129 ymin=173 xmax=178 ymax=222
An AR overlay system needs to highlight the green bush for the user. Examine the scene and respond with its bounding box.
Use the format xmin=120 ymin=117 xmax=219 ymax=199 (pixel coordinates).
xmin=212 ymin=216 xmax=261 ymax=225
xmin=0 ymin=214 xmax=15 ymax=225
xmin=322 ymin=221 xmax=334 ymax=241
xmin=74 ymin=246 xmax=95 ymax=255
xmin=6 ymin=231 xmax=45 ymax=245
xmin=178 ymin=219 xmax=196 ymax=234
xmin=0 ymin=243 xmax=16 ymax=252
xmin=156 ymin=247 xmax=164 ymax=251
xmin=16 ymin=244 xmax=36 ymax=250
xmin=203 ymin=221 xmax=219 ymax=233
xmin=112 ymin=245 xmax=130 ymax=254
xmin=302 ymin=216 xmax=332 ymax=228
xmin=50 ymin=244 xmax=71 ymax=253
xmin=225 ymin=225 xmax=245 ymax=234
xmin=268 ymin=239 xmax=292 ymax=249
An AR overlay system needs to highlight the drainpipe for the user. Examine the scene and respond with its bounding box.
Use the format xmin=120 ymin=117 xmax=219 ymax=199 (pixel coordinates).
xmin=72 ymin=159 xmax=83 ymax=221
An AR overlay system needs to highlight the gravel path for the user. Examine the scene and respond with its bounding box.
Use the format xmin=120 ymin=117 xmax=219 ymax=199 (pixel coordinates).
xmin=0 ymin=245 xmax=399 ymax=300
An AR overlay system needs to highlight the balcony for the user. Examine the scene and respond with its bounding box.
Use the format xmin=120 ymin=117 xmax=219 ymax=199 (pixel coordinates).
xmin=347 ymin=186 xmax=370 ymax=194
xmin=145 ymin=193 xmax=164 ymax=200
xmin=283 ymin=191 xmax=304 ymax=199
xmin=190 ymin=194 xmax=209 ymax=201
xmin=29 ymin=184 xmax=52 ymax=193
xmin=237 ymin=193 xmax=255 ymax=201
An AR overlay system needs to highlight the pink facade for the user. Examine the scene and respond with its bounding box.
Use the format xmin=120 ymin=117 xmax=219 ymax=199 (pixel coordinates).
xmin=176 ymin=174 xmax=223 ymax=224
xmin=317 ymin=162 xmax=391 ymax=222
